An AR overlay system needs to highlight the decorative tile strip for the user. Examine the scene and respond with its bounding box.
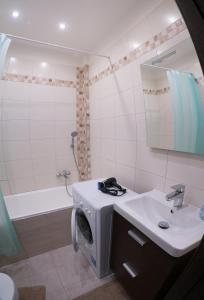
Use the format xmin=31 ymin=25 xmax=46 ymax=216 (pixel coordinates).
xmin=143 ymin=87 xmax=170 ymax=95
xmin=89 ymin=18 xmax=187 ymax=86
xmin=2 ymin=73 xmax=76 ymax=88
xmin=143 ymin=76 xmax=204 ymax=95
xmin=76 ymin=65 xmax=91 ymax=181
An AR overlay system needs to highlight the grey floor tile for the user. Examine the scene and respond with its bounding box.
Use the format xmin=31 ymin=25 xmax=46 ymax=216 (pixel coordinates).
xmin=28 ymin=251 xmax=71 ymax=300
xmin=72 ymin=281 xmax=131 ymax=300
xmin=28 ymin=268 xmax=70 ymax=300
xmin=68 ymin=271 xmax=114 ymax=299
xmin=0 ymin=245 xmax=113 ymax=300
xmin=28 ymin=251 xmax=55 ymax=273
xmin=49 ymin=245 xmax=77 ymax=268
xmin=94 ymin=273 xmax=115 ymax=288
xmin=50 ymin=245 xmax=113 ymax=299
xmin=0 ymin=259 xmax=33 ymax=287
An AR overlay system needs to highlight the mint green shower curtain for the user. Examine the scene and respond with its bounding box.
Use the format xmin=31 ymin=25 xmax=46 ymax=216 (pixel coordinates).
xmin=167 ymin=70 xmax=204 ymax=154
xmin=0 ymin=34 xmax=10 ymax=77
xmin=0 ymin=189 xmax=22 ymax=255
xmin=0 ymin=34 xmax=22 ymax=256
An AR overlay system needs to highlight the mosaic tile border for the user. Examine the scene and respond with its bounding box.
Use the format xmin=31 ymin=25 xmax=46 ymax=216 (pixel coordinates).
xmin=143 ymin=76 xmax=204 ymax=95
xmin=2 ymin=73 xmax=76 ymax=88
xmin=76 ymin=65 xmax=91 ymax=180
xmin=143 ymin=75 xmax=204 ymax=96
xmin=143 ymin=87 xmax=170 ymax=95
xmin=89 ymin=18 xmax=187 ymax=86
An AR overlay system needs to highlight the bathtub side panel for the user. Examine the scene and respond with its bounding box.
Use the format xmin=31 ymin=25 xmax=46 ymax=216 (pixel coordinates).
xmin=0 ymin=208 xmax=72 ymax=267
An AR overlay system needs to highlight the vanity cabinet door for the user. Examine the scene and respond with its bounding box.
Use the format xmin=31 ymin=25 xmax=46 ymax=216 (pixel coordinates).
xmin=111 ymin=211 xmax=193 ymax=300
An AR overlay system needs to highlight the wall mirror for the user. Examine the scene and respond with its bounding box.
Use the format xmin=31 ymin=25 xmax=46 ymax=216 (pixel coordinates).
xmin=141 ymin=38 xmax=204 ymax=155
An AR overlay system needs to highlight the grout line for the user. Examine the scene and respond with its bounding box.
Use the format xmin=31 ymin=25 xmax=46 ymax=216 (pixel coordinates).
xmin=163 ymin=150 xmax=169 ymax=192
xmin=49 ymin=249 xmax=72 ymax=299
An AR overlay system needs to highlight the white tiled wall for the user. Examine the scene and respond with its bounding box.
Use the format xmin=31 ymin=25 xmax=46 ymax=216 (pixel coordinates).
xmin=89 ymin=0 xmax=204 ymax=207
xmin=0 ymin=55 xmax=78 ymax=195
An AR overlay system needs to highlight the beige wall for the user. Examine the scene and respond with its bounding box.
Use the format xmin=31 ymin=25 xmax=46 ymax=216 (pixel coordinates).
xmin=0 ymin=48 xmax=79 ymax=194
xmin=88 ymin=0 xmax=204 ymax=208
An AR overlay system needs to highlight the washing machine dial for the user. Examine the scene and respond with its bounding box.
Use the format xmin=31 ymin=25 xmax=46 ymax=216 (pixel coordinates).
xmin=79 ymin=201 xmax=83 ymax=208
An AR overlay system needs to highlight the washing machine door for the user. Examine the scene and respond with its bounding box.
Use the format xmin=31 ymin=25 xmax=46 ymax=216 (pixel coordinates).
xmin=76 ymin=208 xmax=93 ymax=245
xmin=71 ymin=208 xmax=79 ymax=252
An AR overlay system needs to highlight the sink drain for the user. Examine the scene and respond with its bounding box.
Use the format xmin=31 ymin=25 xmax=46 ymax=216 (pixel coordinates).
xmin=158 ymin=221 xmax=169 ymax=229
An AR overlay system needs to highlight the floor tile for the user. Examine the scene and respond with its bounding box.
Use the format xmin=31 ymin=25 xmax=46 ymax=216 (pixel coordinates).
xmin=0 ymin=259 xmax=33 ymax=287
xmin=28 ymin=268 xmax=69 ymax=300
xmin=0 ymin=245 xmax=114 ymax=300
xmin=73 ymin=281 xmax=131 ymax=300
xmin=50 ymin=245 xmax=113 ymax=298
xmin=28 ymin=251 xmax=55 ymax=273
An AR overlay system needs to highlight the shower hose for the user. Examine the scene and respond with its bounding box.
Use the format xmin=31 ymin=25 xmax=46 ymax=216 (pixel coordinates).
xmin=64 ymin=147 xmax=80 ymax=198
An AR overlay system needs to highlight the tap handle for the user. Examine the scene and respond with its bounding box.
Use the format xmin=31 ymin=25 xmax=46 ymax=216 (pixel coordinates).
xmin=171 ymin=184 xmax=185 ymax=193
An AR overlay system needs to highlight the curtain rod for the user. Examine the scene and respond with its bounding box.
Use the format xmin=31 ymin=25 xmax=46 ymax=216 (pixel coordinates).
xmin=1 ymin=32 xmax=110 ymax=59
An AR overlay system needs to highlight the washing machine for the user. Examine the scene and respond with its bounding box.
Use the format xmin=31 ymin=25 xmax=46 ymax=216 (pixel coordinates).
xmin=71 ymin=179 xmax=138 ymax=278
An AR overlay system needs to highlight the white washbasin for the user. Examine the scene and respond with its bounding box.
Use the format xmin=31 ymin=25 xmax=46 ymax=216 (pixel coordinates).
xmin=114 ymin=189 xmax=204 ymax=257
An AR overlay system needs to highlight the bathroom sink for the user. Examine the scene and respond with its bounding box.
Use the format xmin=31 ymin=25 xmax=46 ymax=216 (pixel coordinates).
xmin=114 ymin=190 xmax=204 ymax=257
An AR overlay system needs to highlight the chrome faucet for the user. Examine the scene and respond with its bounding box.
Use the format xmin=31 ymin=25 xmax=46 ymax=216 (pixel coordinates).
xmin=56 ymin=170 xmax=71 ymax=179
xmin=166 ymin=184 xmax=185 ymax=208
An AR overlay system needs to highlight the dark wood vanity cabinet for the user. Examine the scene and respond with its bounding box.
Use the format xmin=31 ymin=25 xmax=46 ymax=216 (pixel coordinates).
xmin=111 ymin=211 xmax=194 ymax=300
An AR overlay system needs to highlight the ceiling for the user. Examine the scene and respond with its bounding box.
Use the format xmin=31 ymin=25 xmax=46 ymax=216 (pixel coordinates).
xmin=0 ymin=0 xmax=160 ymax=52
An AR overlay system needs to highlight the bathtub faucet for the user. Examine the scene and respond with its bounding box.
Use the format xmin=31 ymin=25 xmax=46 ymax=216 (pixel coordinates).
xmin=56 ymin=170 xmax=71 ymax=179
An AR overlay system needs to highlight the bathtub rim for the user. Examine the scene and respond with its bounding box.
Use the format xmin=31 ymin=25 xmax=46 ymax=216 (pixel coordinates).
xmin=4 ymin=185 xmax=73 ymax=199
xmin=4 ymin=185 xmax=73 ymax=221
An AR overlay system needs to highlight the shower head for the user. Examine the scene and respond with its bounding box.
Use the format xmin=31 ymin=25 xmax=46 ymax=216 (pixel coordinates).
xmin=70 ymin=131 xmax=78 ymax=149
xmin=71 ymin=131 xmax=78 ymax=138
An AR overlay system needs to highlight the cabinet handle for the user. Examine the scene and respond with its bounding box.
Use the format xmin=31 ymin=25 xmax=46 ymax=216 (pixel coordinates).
xmin=128 ymin=229 xmax=147 ymax=247
xmin=122 ymin=262 xmax=138 ymax=278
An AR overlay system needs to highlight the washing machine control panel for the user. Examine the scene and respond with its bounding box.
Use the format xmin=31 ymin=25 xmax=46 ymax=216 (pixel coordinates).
xmin=84 ymin=207 xmax=91 ymax=214
xmin=74 ymin=196 xmax=95 ymax=218
xmin=84 ymin=206 xmax=93 ymax=216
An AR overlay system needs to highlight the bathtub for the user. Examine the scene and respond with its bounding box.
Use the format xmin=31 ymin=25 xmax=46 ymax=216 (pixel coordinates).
xmin=0 ymin=186 xmax=74 ymax=266
xmin=5 ymin=186 xmax=73 ymax=220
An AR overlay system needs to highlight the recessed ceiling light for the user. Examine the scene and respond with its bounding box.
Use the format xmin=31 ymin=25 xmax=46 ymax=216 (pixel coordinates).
xmin=10 ymin=57 xmax=16 ymax=63
xmin=59 ymin=22 xmax=66 ymax=30
xmin=168 ymin=16 xmax=177 ymax=24
xmin=132 ymin=42 xmax=140 ymax=50
xmin=41 ymin=62 xmax=47 ymax=68
xmin=12 ymin=10 xmax=20 ymax=18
